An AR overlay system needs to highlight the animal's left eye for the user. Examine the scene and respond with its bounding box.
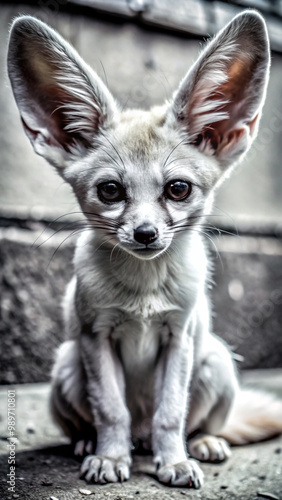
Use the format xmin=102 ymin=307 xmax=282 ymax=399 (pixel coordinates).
xmin=97 ymin=181 xmax=126 ymax=203
xmin=165 ymin=180 xmax=192 ymax=201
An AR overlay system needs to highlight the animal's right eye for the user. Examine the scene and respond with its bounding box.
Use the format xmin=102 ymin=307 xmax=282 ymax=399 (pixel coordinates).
xmin=97 ymin=181 xmax=126 ymax=203
xmin=165 ymin=180 xmax=192 ymax=201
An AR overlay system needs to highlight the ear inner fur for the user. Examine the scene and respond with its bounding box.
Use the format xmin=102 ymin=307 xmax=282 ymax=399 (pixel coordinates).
xmin=169 ymin=11 xmax=270 ymax=168
xmin=7 ymin=16 xmax=119 ymax=167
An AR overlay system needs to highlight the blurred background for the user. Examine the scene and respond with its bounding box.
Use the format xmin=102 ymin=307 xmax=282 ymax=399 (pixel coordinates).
xmin=0 ymin=0 xmax=282 ymax=384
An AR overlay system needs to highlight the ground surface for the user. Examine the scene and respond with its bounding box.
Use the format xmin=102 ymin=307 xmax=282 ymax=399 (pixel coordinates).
xmin=0 ymin=373 xmax=282 ymax=500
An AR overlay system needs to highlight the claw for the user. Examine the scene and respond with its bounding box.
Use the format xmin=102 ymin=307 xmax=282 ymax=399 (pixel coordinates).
xmin=80 ymin=455 xmax=130 ymax=485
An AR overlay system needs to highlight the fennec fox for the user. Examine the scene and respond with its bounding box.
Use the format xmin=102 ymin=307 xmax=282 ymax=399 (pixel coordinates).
xmin=8 ymin=11 xmax=282 ymax=488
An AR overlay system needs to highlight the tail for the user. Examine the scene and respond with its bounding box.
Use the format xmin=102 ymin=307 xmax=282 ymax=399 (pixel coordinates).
xmin=219 ymin=388 xmax=282 ymax=445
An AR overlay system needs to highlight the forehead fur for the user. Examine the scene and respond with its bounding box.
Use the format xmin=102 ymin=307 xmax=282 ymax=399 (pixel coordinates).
xmin=116 ymin=106 xmax=167 ymax=159
xmin=104 ymin=106 xmax=220 ymax=190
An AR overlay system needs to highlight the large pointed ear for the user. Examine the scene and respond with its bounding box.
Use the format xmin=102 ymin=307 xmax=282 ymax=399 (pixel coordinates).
xmin=7 ymin=16 xmax=118 ymax=170
xmin=169 ymin=11 xmax=270 ymax=168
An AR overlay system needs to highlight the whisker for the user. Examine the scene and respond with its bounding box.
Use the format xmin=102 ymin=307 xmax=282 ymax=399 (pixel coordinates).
xmin=173 ymin=225 xmax=223 ymax=269
xmin=162 ymin=139 xmax=188 ymax=170
xmin=99 ymin=59 xmax=109 ymax=89
xmin=119 ymin=94 xmax=131 ymax=113
xmin=158 ymin=69 xmax=173 ymax=99
xmin=33 ymin=208 xmax=122 ymax=251
xmin=32 ymin=211 xmax=87 ymax=248
xmin=46 ymin=227 xmax=90 ymax=270
xmin=100 ymin=133 xmax=125 ymax=170
xmin=34 ymin=221 xmax=91 ymax=250
xmin=97 ymin=146 xmax=122 ymax=170
xmin=166 ymin=217 xmax=225 ymax=270
xmin=165 ymin=156 xmax=195 ymax=170
xmin=212 ymin=205 xmax=239 ymax=235
xmin=200 ymin=230 xmax=223 ymax=269
xmin=110 ymin=243 xmax=120 ymax=264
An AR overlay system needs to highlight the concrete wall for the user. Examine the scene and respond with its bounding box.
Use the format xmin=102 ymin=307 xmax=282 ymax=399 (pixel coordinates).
xmin=1 ymin=228 xmax=281 ymax=384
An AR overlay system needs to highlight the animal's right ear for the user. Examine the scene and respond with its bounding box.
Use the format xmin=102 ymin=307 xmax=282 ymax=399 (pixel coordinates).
xmin=167 ymin=11 xmax=270 ymax=170
xmin=7 ymin=16 xmax=119 ymax=171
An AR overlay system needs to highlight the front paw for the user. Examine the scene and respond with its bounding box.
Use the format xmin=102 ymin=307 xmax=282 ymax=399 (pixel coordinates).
xmin=157 ymin=459 xmax=204 ymax=488
xmin=81 ymin=454 xmax=130 ymax=484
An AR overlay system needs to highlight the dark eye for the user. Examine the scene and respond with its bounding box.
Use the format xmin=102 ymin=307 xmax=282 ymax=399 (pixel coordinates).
xmin=97 ymin=181 xmax=126 ymax=203
xmin=165 ymin=180 xmax=192 ymax=201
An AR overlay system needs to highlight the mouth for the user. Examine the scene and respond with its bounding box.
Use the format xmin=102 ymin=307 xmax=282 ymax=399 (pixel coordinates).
xmin=120 ymin=244 xmax=167 ymax=260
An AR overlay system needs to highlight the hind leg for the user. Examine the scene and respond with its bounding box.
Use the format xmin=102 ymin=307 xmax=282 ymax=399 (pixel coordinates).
xmin=187 ymin=334 xmax=238 ymax=463
xmin=50 ymin=340 xmax=96 ymax=456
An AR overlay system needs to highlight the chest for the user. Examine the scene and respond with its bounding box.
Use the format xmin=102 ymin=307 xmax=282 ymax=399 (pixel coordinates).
xmin=115 ymin=314 xmax=168 ymax=370
xmin=75 ymin=231 xmax=208 ymax=348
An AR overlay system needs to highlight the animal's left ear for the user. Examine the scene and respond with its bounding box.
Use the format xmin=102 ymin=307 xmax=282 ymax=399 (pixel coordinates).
xmin=169 ymin=11 xmax=270 ymax=167
xmin=7 ymin=16 xmax=119 ymax=172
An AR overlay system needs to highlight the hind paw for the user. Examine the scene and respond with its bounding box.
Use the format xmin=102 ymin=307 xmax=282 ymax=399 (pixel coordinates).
xmin=157 ymin=459 xmax=204 ymax=488
xmin=188 ymin=434 xmax=231 ymax=463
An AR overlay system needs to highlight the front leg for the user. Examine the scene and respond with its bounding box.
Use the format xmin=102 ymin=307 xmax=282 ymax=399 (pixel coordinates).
xmin=80 ymin=324 xmax=132 ymax=484
xmin=152 ymin=317 xmax=204 ymax=488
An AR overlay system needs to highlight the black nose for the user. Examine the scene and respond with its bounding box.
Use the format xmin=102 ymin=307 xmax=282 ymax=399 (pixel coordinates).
xmin=134 ymin=224 xmax=158 ymax=246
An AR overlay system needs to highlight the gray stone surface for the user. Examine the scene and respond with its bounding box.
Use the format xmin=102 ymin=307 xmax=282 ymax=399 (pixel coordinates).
xmin=0 ymin=227 xmax=73 ymax=384
xmin=0 ymin=376 xmax=282 ymax=499
xmin=212 ymin=236 xmax=282 ymax=369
